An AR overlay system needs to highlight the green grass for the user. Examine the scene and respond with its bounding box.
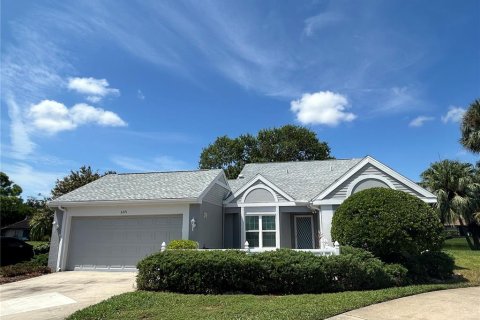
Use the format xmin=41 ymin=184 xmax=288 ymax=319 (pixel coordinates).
xmin=68 ymin=238 xmax=480 ymax=320
xmin=26 ymin=241 xmax=49 ymax=248
xmin=443 ymin=237 xmax=480 ymax=284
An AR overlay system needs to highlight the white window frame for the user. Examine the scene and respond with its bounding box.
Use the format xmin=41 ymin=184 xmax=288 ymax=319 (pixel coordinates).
xmin=245 ymin=213 xmax=277 ymax=248
xmin=294 ymin=215 xmax=315 ymax=249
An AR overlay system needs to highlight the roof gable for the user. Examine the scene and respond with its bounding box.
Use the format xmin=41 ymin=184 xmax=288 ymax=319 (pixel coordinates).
xmin=314 ymin=156 xmax=436 ymax=202
xmin=228 ymin=158 xmax=363 ymax=201
xmin=225 ymin=174 xmax=295 ymax=204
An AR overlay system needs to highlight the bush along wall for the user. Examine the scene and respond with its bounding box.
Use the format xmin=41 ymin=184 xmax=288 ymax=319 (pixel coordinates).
xmin=136 ymin=248 xmax=408 ymax=294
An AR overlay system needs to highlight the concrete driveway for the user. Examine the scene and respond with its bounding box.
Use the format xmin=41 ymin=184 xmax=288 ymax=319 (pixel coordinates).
xmin=328 ymin=286 xmax=480 ymax=320
xmin=0 ymin=271 xmax=137 ymax=320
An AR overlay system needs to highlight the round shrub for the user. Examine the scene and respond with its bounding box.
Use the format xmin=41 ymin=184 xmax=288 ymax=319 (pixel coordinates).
xmin=331 ymin=188 xmax=444 ymax=263
xmin=166 ymin=240 xmax=198 ymax=249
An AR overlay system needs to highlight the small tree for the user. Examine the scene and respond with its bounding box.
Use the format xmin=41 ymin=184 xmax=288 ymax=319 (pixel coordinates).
xmin=52 ymin=166 xmax=115 ymax=198
xmin=27 ymin=197 xmax=54 ymax=241
xmin=421 ymin=160 xmax=480 ymax=250
xmin=460 ymin=99 xmax=480 ymax=153
xmin=331 ymin=188 xmax=444 ymax=263
xmin=0 ymin=172 xmax=31 ymax=227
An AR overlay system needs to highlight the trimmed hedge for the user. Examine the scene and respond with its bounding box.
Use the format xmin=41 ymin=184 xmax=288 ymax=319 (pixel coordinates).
xmin=137 ymin=248 xmax=407 ymax=294
xmin=166 ymin=240 xmax=198 ymax=249
xmin=331 ymin=188 xmax=444 ymax=264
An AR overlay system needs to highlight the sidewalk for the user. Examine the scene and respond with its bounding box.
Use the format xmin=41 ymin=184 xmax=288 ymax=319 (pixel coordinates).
xmin=327 ymin=286 xmax=480 ymax=320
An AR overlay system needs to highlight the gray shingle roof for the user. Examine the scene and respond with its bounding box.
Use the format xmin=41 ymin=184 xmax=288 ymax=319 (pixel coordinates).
xmin=227 ymin=158 xmax=364 ymax=201
xmin=51 ymin=169 xmax=223 ymax=203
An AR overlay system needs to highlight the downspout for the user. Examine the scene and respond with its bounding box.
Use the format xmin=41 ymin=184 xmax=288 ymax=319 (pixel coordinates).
xmin=56 ymin=206 xmax=66 ymax=272
xmin=307 ymin=202 xmax=322 ymax=248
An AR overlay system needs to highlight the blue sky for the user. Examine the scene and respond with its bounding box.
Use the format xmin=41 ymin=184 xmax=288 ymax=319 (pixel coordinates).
xmin=1 ymin=0 xmax=479 ymax=198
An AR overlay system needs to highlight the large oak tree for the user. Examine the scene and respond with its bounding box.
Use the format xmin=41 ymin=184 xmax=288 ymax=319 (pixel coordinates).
xmin=199 ymin=125 xmax=332 ymax=179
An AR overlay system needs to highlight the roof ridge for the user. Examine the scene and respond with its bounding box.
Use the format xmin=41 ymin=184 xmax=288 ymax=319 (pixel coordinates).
xmin=116 ymin=169 xmax=221 ymax=175
xmin=243 ymin=158 xmax=364 ymax=166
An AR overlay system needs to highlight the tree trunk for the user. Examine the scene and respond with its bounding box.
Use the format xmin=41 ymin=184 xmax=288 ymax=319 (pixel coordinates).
xmin=468 ymin=222 xmax=480 ymax=250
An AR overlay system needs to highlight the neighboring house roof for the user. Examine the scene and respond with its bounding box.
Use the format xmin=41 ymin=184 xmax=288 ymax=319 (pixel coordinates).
xmin=1 ymin=217 xmax=30 ymax=230
xmin=227 ymin=158 xmax=363 ymax=201
xmin=50 ymin=169 xmax=223 ymax=204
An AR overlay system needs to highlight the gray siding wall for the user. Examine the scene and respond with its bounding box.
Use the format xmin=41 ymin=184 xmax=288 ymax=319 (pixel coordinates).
xmin=202 ymin=183 xmax=230 ymax=205
xmin=224 ymin=213 xmax=241 ymax=248
xmin=189 ymin=202 xmax=223 ymax=248
xmin=324 ymin=164 xmax=423 ymax=199
xmin=48 ymin=209 xmax=63 ymax=271
xmin=279 ymin=206 xmax=316 ymax=248
xmin=232 ymin=181 xmax=289 ymax=203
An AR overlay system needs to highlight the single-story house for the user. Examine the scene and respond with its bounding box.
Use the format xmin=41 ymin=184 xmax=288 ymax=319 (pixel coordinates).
xmin=47 ymin=156 xmax=437 ymax=271
xmin=1 ymin=218 xmax=31 ymax=240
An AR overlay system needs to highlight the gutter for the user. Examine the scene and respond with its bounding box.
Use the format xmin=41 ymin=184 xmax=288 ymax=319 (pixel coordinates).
xmin=56 ymin=206 xmax=67 ymax=272
xmin=48 ymin=197 xmax=201 ymax=208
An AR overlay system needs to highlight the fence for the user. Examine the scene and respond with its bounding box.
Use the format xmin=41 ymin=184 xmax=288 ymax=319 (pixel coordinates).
xmin=160 ymin=240 xmax=341 ymax=256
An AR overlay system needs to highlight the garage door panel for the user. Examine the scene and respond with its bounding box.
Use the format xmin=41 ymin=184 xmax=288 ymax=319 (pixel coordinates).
xmin=67 ymin=215 xmax=182 ymax=271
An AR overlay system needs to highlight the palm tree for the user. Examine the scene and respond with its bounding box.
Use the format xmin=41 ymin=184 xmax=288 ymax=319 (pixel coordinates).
xmin=421 ymin=160 xmax=480 ymax=250
xmin=460 ymin=99 xmax=480 ymax=153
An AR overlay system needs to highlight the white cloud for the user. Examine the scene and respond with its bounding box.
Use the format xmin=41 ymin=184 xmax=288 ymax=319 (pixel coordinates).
xmin=442 ymin=107 xmax=466 ymax=123
xmin=111 ymin=155 xmax=189 ymax=172
xmin=409 ymin=116 xmax=434 ymax=127
xmin=304 ymin=12 xmax=343 ymax=36
xmin=1 ymin=162 xmax=62 ymax=197
xmin=137 ymin=89 xmax=145 ymax=100
xmin=5 ymin=96 xmax=36 ymax=159
xmin=68 ymin=77 xmax=120 ymax=102
xmin=27 ymin=100 xmax=127 ymax=134
xmin=290 ymin=91 xmax=356 ymax=126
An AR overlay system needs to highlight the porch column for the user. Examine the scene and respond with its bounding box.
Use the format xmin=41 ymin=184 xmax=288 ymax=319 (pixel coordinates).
xmin=319 ymin=205 xmax=334 ymax=245
xmin=240 ymin=206 xmax=245 ymax=247
xmin=275 ymin=205 xmax=280 ymax=249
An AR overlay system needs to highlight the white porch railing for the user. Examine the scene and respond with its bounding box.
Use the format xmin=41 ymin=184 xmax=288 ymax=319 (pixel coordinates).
xmin=160 ymin=240 xmax=340 ymax=256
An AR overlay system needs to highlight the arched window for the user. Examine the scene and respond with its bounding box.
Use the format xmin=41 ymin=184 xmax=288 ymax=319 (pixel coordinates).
xmin=242 ymin=186 xmax=277 ymax=203
xmin=347 ymin=175 xmax=395 ymax=196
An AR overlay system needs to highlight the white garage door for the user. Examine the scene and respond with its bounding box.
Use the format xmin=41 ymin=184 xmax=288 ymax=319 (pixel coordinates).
xmin=66 ymin=215 xmax=182 ymax=271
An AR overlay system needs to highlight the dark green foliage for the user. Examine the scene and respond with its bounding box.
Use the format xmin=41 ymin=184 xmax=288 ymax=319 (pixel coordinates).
xmin=32 ymin=243 xmax=50 ymax=255
xmin=30 ymin=253 xmax=49 ymax=266
xmin=0 ymin=253 xmax=50 ymax=277
xmin=136 ymin=248 xmax=407 ymax=294
xmin=199 ymin=125 xmax=332 ymax=179
xmin=401 ymin=251 xmax=455 ymax=282
xmin=0 ymin=172 xmax=32 ymax=227
xmin=460 ymin=98 xmax=480 ymax=153
xmin=27 ymin=198 xmax=55 ymax=241
xmin=166 ymin=240 xmax=198 ymax=249
xmin=331 ymin=188 xmax=444 ymax=263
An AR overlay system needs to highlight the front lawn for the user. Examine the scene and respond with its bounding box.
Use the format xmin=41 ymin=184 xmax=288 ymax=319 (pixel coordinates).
xmin=68 ymin=238 xmax=480 ymax=320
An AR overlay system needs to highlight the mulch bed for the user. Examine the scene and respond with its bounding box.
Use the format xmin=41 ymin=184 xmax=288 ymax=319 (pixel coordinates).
xmin=0 ymin=271 xmax=50 ymax=284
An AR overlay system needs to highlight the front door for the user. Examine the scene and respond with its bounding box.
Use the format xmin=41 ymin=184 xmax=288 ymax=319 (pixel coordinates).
xmin=294 ymin=216 xmax=314 ymax=249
